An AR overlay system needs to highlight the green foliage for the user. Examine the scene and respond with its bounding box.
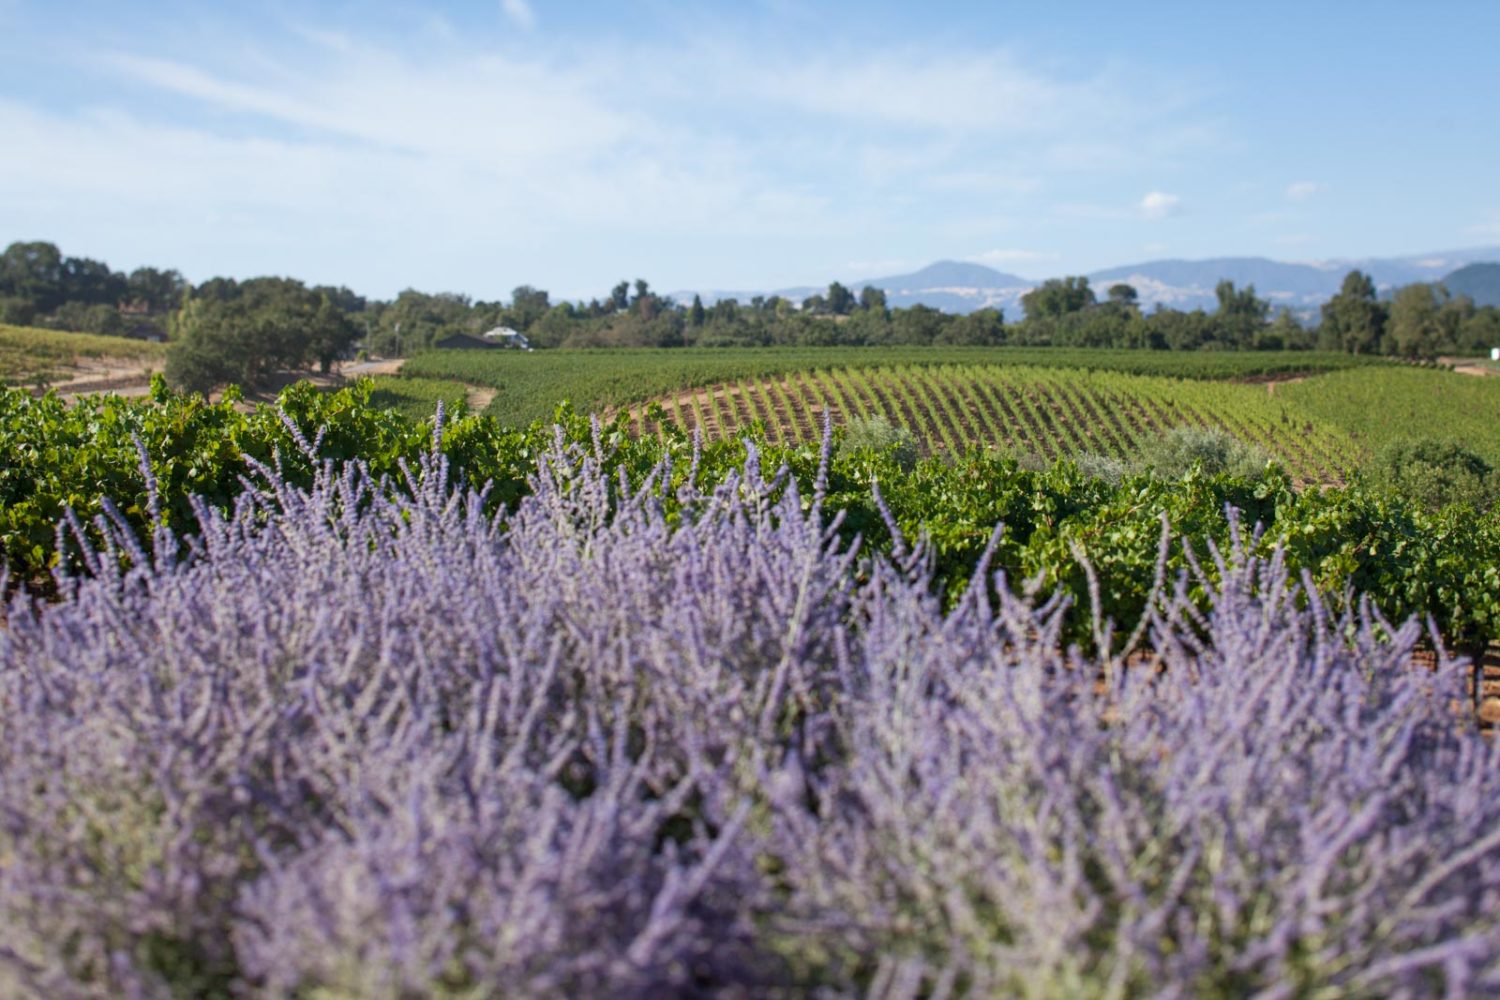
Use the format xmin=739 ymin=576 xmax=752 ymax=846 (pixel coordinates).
xmin=1278 ymin=366 xmax=1500 ymax=468
xmin=1385 ymin=282 xmax=1476 ymax=358
xmin=1021 ymin=276 xmax=1096 ymax=320
xmin=837 ymin=414 xmax=917 ymax=471
xmin=1073 ymin=451 xmax=1133 ymax=485
xmin=1362 ymin=438 xmax=1499 ymax=512
xmin=623 ymin=362 xmax=1357 ymax=484
xmin=366 ymin=375 xmax=470 ymax=423
xmin=1139 ymin=425 xmax=1270 ymax=480
xmin=1320 ymin=270 xmax=1386 ymax=354
xmin=6 ymin=383 xmax=1500 ymax=654
xmin=0 ymin=322 xmax=165 ymax=384
xmin=402 ymin=345 xmax=1373 ymax=428
xmin=165 ymin=281 xmax=360 ymax=391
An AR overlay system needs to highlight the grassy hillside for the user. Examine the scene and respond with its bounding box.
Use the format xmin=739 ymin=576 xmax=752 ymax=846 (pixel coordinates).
xmin=630 ymin=363 xmax=1357 ymax=482
xmin=1277 ymin=366 xmax=1500 ymax=466
xmin=399 ymin=346 xmax=1375 ymax=427
xmin=0 ymin=323 xmax=165 ymax=384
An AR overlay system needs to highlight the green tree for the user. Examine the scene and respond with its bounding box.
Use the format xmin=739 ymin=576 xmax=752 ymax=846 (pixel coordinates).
xmin=1458 ymin=306 xmax=1500 ymax=353
xmin=1257 ymin=308 xmax=1309 ymax=350
xmin=507 ymin=285 xmax=551 ymax=331
xmin=1021 ymin=276 xmax=1095 ymax=320
xmin=127 ymin=267 xmax=189 ymax=313
xmin=890 ymin=304 xmax=951 ymax=344
xmin=0 ymin=241 xmax=65 ymax=312
xmin=1320 ymin=270 xmax=1386 ymax=354
xmin=1213 ymin=280 xmax=1269 ymax=348
xmin=60 ymin=255 xmax=127 ymax=306
xmin=166 ymin=280 xmax=359 ymax=390
xmin=1106 ymin=283 xmax=1139 ymax=310
xmin=688 ymin=294 xmax=706 ymax=328
xmin=826 ymin=281 xmax=855 ymax=316
xmin=1387 ymin=283 xmax=1463 ymax=358
xmin=858 ymin=285 xmax=888 ymax=314
xmin=936 ymin=307 xmax=1005 ymax=345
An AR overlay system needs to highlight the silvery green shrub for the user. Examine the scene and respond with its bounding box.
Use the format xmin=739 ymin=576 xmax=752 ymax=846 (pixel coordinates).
xmin=1142 ymin=424 xmax=1270 ymax=480
xmin=0 ymin=418 xmax=1497 ymax=997
xmin=838 ymin=413 xmax=919 ymax=471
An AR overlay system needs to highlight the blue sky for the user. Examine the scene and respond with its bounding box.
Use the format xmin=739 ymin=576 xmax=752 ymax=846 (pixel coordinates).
xmin=2 ymin=0 xmax=1497 ymax=301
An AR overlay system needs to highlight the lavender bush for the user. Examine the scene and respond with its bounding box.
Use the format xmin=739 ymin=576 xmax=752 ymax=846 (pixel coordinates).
xmin=1 ymin=420 xmax=1498 ymax=998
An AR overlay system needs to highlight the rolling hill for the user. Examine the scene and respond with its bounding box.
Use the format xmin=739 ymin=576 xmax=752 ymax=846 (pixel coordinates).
xmin=673 ymin=247 xmax=1500 ymax=316
xmin=1441 ymin=262 xmax=1500 ymax=307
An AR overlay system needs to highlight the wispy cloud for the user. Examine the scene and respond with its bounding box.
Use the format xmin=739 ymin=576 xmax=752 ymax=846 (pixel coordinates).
xmin=1286 ymin=180 xmax=1322 ymax=201
xmin=1466 ymin=215 xmax=1500 ymax=239
xmin=1140 ymin=191 xmax=1183 ymax=220
xmin=0 ymin=11 xmax=1220 ymax=294
xmin=500 ymin=0 xmax=536 ymax=31
xmin=968 ymin=248 xmax=1058 ymax=267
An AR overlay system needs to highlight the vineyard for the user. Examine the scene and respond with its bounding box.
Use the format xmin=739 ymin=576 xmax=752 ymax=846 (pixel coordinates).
xmin=400 ymin=345 xmax=1376 ymax=426
xmin=630 ymin=362 xmax=1358 ymax=482
xmin=0 ymin=323 xmax=164 ymax=384
xmin=1279 ymin=365 xmax=1500 ymax=466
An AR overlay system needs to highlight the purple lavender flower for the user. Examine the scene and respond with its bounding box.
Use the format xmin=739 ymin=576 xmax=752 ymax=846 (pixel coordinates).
xmin=0 ymin=425 xmax=1495 ymax=997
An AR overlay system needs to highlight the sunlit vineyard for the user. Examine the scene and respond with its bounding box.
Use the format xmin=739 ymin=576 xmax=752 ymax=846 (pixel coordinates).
xmin=633 ymin=363 xmax=1358 ymax=481
xmin=0 ymin=322 xmax=164 ymax=383
xmin=399 ymin=345 xmax=1374 ymax=426
xmin=1279 ymin=365 xmax=1500 ymax=466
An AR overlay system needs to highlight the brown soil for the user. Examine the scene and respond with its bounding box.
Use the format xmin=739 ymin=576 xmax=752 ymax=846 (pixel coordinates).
xmin=466 ymin=387 xmax=497 ymax=413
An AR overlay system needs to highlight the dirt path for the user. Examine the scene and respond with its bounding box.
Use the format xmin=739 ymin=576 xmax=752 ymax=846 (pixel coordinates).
xmin=46 ymin=357 xmax=412 ymax=409
xmin=466 ymin=387 xmax=497 ymax=412
xmin=47 ymin=358 xmax=160 ymax=396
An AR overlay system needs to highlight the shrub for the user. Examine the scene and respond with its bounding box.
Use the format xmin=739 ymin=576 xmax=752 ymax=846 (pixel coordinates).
xmin=838 ymin=413 xmax=918 ymax=471
xmin=1074 ymin=450 xmax=1132 ymax=485
xmin=1141 ymin=424 xmax=1269 ymax=479
xmin=1364 ymin=437 xmax=1499 ymax=512
xmin=0 ymin=431 xmax=1497 ymax=995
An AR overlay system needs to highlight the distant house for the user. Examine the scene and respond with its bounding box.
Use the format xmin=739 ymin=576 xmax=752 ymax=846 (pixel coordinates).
xmin=481 ymin=326 xmax=532 ymax=350
xmin=434 ymin=333 xmax=499 ymax=351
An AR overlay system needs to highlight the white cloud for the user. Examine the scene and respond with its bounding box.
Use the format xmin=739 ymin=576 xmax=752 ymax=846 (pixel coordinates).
xmin=968 ymin=248 xmax=1058 ymax=266
xmin=500 ymin=0 xmax=536 ymax=31
xmin=1466 ymin=215 xmax=1500 ymax=239
xmin=0 ymin=15 xmax=1222 ymax=295
xmin=1140 ymin=191 xmax=1182 ymax=220
xmin=1286 ymin=180 xmax=1322 ymax=201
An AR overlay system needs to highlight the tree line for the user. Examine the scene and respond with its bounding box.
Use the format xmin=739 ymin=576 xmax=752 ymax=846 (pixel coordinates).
xmin=4 ymin=239 xmax=1499 ymax=392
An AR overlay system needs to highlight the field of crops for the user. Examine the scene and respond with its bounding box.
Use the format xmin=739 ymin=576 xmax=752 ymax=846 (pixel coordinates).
xmin=365 ymin=374 xmax=470 ymax=422
xmin=0 ymin=322 xmax=164 ymax=384
xmin=1279 ymin=365 xmax=1500 ymax=466
xmin=400 ymin=345 xmax=1375 ymax=426
xmin=631 ymin=362 xmax=1357 ymax=481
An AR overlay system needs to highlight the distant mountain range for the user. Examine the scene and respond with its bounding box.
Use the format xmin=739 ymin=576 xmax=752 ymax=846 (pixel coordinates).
xmin=671 ymin=248 xmax=1500 ymax=316
xmin=1441 ymin=263 xmax=1500 ymax=308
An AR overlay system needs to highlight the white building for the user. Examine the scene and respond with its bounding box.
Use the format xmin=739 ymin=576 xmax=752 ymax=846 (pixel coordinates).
xmin=481 ymin=326 xmax=532 ymax=350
